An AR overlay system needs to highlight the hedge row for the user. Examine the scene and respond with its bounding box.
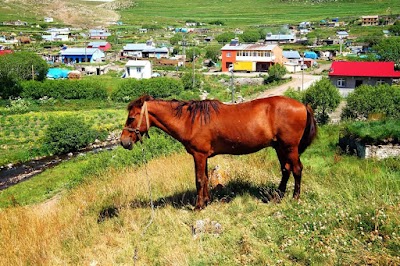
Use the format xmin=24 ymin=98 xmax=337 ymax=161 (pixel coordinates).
xmin=21 ymin=80 xmax=108 ymax=100
xmin=341 ymin=84 xmax=400 ymax=120
xmin=111 ymin=77 xmax=183 ymax=102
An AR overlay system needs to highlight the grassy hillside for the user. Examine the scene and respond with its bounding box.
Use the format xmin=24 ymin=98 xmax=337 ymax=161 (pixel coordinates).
xmin=0 ymin=125 xmax=399 ymax=265
xmin=120 ymin=0 xmax=400 ymax=27
xmin=0 ymin=0 xmax=399 ymax=28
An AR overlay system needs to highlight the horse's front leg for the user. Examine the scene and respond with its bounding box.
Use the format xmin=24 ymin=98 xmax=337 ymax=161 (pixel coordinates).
xmin=193 ymin=153 xmax=209 ymax=210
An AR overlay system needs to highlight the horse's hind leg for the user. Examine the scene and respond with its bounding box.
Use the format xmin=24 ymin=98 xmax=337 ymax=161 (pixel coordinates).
xmin=275 ymin=147 xmax=291 ymax=197
xmin=287 ymin=148 xmax=303 ymax=199
xmin=275 ymin=146 xmax=303 ymax=199
xmin=193 ymin=153 xmax=210 ymax=210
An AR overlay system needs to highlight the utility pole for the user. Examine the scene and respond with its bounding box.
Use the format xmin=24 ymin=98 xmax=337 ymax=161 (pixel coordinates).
xmin=229 ymin=65 xmax=235 ymax=103
xmin=192 ymin=48 xmax=195 ymax=89
xmin=301 ymin=54 xmax=304 ymax=91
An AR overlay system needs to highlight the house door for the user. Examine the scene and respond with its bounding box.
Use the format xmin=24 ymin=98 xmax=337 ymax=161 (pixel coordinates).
xmin=355 ymin=80 xmax=363 ymax=87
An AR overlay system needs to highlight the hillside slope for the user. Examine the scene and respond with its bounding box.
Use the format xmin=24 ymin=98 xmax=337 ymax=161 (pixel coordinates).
xmin=0 ymin=0 xmax=132 ymax=27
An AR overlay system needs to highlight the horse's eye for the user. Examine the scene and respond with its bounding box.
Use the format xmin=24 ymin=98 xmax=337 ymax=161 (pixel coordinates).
xmin=128 ymin=117 xmax=136 ymax=123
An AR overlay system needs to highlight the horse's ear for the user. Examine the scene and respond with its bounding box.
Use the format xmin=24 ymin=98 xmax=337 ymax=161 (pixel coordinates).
xmin=138 ymin=95 xmax=154 ymax=106
xmin=143 ymin=95 xmax=154 ymax=102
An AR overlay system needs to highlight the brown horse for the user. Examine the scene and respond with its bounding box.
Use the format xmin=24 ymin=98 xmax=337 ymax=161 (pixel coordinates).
xmin=120 ymin=95 xmax=317 ymax=210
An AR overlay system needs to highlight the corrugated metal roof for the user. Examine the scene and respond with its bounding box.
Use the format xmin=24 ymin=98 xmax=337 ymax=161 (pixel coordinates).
xmin=125 ymin=60 xmax=151 ymax=67
xmin=123 ymin=43 xmax=149 ymax=50
xmin=283 ymin=51 xmax=300 ymax=59
xmin=88 ymin=42 xmax=108 ymax=47
xmin=60 ymin=48 xmax=101 ymax=56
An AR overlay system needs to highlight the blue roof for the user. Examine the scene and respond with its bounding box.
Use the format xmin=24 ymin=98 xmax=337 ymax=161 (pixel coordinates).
xmin=60 ymin=48 xmax=103 ymax=56
xmin=283 ymin=51 xmax=300 ymax=59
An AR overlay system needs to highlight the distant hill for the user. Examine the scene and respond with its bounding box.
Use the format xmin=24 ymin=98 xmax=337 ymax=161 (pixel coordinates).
xmin=0 ymin=0 xmax=398 ymax=28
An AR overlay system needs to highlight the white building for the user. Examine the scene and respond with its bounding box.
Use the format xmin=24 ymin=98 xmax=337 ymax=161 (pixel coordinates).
xmin=124 ymin=60 xmax=152 ymax=79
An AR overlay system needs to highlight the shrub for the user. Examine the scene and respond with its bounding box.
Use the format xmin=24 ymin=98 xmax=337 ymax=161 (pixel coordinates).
xmin=181 ymin=71 xmax=203 ymax=91
xmin=266 ymin=64 xmax=287 ymax=82
xmin=284 ymin=87 xmax=304 ymax=102
xmin=111 ymin=77 xmax=183 ymax=102
xmin=42 ymin=115 xmax=101 ymax=155
xmin=341 ymin=84 xmax=400 ymax=120
xmin=304 ymin=77 xmax=341 ymax=124
xmin=21 ymin=80 xmax=108 ymax=100
xmin=0 ymin=52 xmax=49 ymax=98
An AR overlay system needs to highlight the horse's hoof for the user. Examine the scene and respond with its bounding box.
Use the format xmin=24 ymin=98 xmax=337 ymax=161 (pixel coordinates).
xmin=272 ymin=191 xmax=282 ymax=203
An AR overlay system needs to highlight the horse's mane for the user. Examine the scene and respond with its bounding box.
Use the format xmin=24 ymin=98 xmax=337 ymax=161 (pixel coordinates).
xmin=174 ymin=99 xmax=221 ymax=124
xmin=127 ymin=95 xmax=154 ymax=111
xmin=127 ymin=95 xmax=221 ymax=124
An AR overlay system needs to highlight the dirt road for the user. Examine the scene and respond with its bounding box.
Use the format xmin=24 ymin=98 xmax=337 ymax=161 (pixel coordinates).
xmin=257 ymin=73 xmax=322 ymax=98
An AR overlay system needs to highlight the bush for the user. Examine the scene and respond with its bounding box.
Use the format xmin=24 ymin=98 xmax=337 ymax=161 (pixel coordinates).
xmin=284 ymin=87 xmax=304 ymax=102
xmin=341 ymin=84 xmax=400 ymax=120
xmin=111 ymin=77 xmax=183 ymax=102
xmin=181 ymin=71 xmax=203 ymax=91
xmin=341 ymin=119 xmax=400 ymax=144
xmin=304 ymin=78 xmax=341 ymax=124
xmin=42 ymin=115 xmax=102 ymax=155
xmin=0 ymin=52 xmax=49 ymax=98
xmin=266 ymin=64 xmax=287 ymax=82
xmin=21 ymin=80 xmax=108 ymax=100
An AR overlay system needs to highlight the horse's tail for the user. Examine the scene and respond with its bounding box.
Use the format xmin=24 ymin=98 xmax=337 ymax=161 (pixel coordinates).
xmin=299 ymin=104 xmax=317 ymax=154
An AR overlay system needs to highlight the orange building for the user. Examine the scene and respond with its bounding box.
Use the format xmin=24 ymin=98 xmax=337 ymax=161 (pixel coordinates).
xmin=221 ymin=42 xmax=283 ymax=72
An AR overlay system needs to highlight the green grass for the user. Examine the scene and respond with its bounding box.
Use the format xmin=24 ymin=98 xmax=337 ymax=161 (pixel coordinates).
xmin=0 ymin=124 xmax=399 ymax=264
xmin=343 ymin=119 xmax=400 ymax=143
xmin=120 ymin=0 xmax=400 ymax=27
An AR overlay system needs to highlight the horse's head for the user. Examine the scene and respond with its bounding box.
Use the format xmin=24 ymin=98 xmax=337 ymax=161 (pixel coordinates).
xmin=120 ymin=95 xmax=153 ymax=150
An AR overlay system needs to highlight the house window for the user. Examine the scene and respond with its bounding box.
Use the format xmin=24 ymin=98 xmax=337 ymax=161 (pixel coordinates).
xmin=337 ymin=78 xmax=346 ymax=87
xmin=136 ymin=67 xmax=142 ymax=73
xmin=376 ymin=79 xmax=385 ymax=85
xmin=226 ymin=52 xmax=231 ymax=57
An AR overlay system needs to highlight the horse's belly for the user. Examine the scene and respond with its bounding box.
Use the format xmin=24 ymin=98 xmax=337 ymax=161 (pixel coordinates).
xmin=213 ymin=138 xmax=272 ymax=155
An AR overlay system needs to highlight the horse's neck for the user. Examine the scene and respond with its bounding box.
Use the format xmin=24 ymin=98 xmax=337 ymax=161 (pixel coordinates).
xmin=147 ymin=101 xmax=190 ymax=140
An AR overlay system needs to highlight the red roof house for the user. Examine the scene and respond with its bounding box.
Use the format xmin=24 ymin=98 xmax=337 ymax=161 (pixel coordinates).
xmin=87 ymin=41 xmax=111 ymax=51
xmin=328 ymin=61 xmax=400 ymax=95
xmin=0 ymin=50 xmax=13 ymax=56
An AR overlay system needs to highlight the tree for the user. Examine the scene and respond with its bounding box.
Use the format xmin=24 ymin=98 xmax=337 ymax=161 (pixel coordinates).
xmin=205 ymin=45 xmax=221 ymax=62
xmin=186 ymin=47 xmax=201 ymax=62
xmin=181 ymin=71 xmax=203 ymax=91
xmin=303 ymin=78 xmax=341 ymax=124
xmin=170 ymin=33 xmax=183 ymax=46
xmin=388 ymin=21 xmax=400 ymax=36
xmin=0 ymin=51 xmax=49 ymax=98
xmin=267 ymin=63 xmax=287 ymax=82
xmin=215 ymin=32 xmax=235 ymax=43
xmin=241 ymin=31 xmax=261 ymax=43
xmin=373 ymin=37 xmax=400 ymax=65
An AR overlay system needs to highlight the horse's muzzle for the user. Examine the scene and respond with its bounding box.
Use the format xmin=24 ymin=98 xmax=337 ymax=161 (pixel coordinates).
xmin=120 ymin=137 xmax=133 ymax=150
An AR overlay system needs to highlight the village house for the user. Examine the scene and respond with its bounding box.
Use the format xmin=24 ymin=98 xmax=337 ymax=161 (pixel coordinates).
xmin=221 ymin=40 xmax=283 ymax=72
xmin=122 ymin=43 xmax=169 ymax=59
xmin=265 ymin=32 xmax=296 ymax=44
xmin=361 ymin=15 xmax=379 ymax=26
xmin=89 ymin=29 xmax=111 ymax=40
xmin=328 ymin=61 xmax=400 ymax=96
xmin=87 ymin=41 xmax=111 ymax=51
xmin=282 ymin=50 xmax=302 ymax=73
xmin=60 ymin=47 xmax=105 ymax=64
xmin=124 ymin=60 xmax=152 ymax=79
